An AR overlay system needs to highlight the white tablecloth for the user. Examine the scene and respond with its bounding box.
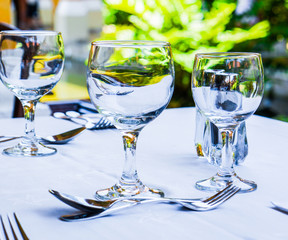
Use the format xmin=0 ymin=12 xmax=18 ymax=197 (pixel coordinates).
xmin=0 ymin=107 xmax=287 ymax=239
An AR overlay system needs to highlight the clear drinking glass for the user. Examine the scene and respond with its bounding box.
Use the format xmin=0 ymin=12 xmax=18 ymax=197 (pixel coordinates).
xmin=0 ymin=30 xmax=64 ymax=156
xmin=192 ymin=52 xmax=264 ymax=193
xmin=87 ymin=40 xmax=174 ymax=200
xmin=195 ymin=107 xmax=248 ymax=165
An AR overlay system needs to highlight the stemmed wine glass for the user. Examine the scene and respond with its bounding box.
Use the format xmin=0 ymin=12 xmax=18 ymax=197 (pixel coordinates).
xmin=192 ymin=52 xmax=264 ymax=193
xmin=0 ymin=31 xmax=64 ymax=157
xmin=87 ymin=40 xmax=174 ymax=200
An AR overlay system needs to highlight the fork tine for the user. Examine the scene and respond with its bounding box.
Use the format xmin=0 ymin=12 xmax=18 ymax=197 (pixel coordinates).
xmin=91 ymin=116 xmax=114 ymax=129
xmin=95 ymin=118 xmax=105 ymax=128
xmin=214 ymin=186 xmax=240 ymax=206
xmin=102 ymin=120 xmax=111 ymax=128
xmin=1 ymin=215 xmax=10 ymax=240
xmin=7 ymin=216 xmax=18 ymax=240
xmin=13 ymin=214 xmax=29 ymax=240
xmin=208 ymin=186 xmax=240 ymax=206
xmin=205 ymin=185 xmax=235 ymax=205
xmin=202 ymin=184 xmax=233 ymax=203
xmin=99 ymin=119 xmax=106 ymax=128
xmin=206 ymin=185 xmax=237 ymax=204
xmin=98 ymin=118 xmax=112 ymax=129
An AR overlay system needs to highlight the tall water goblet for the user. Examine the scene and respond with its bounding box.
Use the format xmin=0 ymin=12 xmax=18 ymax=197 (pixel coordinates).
xmin=192 ymin=52 xmax=264 ymax=193
xmin=87 ymin=40 xmax=174 ymax=200
xmin=0 ymin=31 xmax=64 ymax=156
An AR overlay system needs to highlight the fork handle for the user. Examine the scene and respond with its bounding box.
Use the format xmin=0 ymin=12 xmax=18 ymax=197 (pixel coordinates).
xmin=114 ymin=196 xmax=193 ymax=204
xmin=60 ymin=199 xmax=161 ymax=221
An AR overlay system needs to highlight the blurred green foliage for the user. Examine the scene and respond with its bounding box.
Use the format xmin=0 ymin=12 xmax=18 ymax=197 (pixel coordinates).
xmin=97 ymin=0 xmax=272 ymax=107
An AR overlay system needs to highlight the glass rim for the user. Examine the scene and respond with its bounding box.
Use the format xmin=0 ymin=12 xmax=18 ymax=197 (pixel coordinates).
xmin=195 ymin=52 xmax=261 ymax=58
xmin=0 ymin=30 xmax=61 ymax=36
xmin=91 ymin=40 xmax=171 ymax=48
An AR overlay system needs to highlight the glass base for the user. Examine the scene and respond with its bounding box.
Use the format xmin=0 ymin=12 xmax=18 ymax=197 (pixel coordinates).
xmin=195 ymin=173 xmax=257 ymax=193
xmin=95 ymin=181 xmax=164 ymax=200
xmin=3 ymin=140 xmax=57 ymax=157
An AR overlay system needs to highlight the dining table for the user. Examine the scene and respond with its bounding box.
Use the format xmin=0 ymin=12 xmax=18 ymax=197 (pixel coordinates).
xmin=0 ymin=107 xmax=287 ymax=239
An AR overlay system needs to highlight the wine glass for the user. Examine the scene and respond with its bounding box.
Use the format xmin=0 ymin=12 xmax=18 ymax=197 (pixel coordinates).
xmin=87 ymin=40 xmax=174 ymax=200
xmin=191 ymin=52 xmax=264 ymax=193
xmin=0 ymin=30 xmax=64 ymax=157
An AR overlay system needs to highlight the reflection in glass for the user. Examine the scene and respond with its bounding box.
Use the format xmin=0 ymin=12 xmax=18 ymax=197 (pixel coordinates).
xmin=87 ymin=41 xmax=174 ymax=200
xmin=0 ymin=30 xmax=64 ymax=156
xmin=192 ymin=52 xmax=264 ymax=193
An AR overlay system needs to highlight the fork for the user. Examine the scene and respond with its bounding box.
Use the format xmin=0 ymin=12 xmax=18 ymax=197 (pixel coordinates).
xmin=0 ymin=213 xmax=29 ymax=240
xmin=89 ymin=117 xmax=114 ymax=130
xmin=59 ymin=185 xmax=240 ymax=221
xmin=53 ymin=112 xmax=114 ymax=130
xmin=0 ymin=117 xmax=114 ymax=144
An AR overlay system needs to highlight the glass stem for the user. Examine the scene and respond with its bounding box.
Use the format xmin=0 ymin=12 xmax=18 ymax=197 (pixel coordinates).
xmin=218 ymin=128 xmax=236 ymax=178
xmin=120 ymin=131 xmax=140 ymax=185
xmin=21 ymin=99 xmax=37 ymax=144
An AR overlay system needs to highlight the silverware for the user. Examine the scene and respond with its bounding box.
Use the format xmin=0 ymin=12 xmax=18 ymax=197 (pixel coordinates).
xmin=0 ymin=127 xmax=86 ymax=145
xmin=0 ymin=136 xmax=20 ymax=143
xmin=50 ymin=185 xmax=240 ymax=221
xmin=65 ymin=111 xmax=98 ymax=124
xmin=0 ymin=116 xmax=114 ymax=145
xmin=271 ymin=201 xmax=288 ymax=215
xmin=53 ymin=112 xmax=114 ymax=130
xmin=53 ymin=112 xmax=90 ymax=127
xmin=60 ymin=203 xmax=143 ymax=222
xmin=89 ymin=117 xmax=114 ymax=130
xmin=0 ymin=213 xmax=29 ymax=240
xmin=43 ymin=116 xmax=113 ymax=143
xmin=40 ymin=127 xmax=86 ymax=144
